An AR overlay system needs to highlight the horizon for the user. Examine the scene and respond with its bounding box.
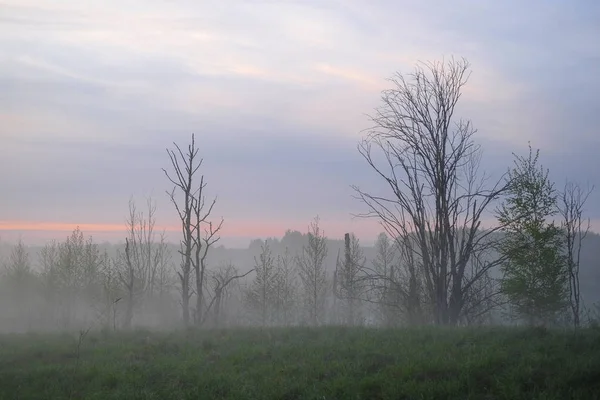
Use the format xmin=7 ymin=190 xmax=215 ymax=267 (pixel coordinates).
xmin=2 ymin=217 xmax=600 ymax=250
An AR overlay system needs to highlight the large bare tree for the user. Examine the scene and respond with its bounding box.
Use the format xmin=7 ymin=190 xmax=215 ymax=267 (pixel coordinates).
xmin=163 ymin=133 xmax=223 ymax=327
xmin=559 ymin=181 xmax=593 ymax=327
xmin=353 ymin=58 xmax=508 ymax=325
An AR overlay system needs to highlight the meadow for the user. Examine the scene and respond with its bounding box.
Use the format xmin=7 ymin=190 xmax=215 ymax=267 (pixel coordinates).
xmin=0 ymin=326 xmax=598 ymax=400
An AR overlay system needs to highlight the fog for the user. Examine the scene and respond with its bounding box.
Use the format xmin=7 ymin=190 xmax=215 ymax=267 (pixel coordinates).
xmin=1 ymin=226 xmax=599 ymax=333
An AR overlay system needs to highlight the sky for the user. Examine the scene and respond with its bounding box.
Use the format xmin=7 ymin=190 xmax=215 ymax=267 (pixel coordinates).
xmin=1 ymin=0 xmax=599 ymax=248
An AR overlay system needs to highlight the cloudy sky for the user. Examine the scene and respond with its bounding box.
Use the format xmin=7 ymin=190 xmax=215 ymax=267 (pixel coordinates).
xmin=1 ymin=0 xmax=599 ymax=247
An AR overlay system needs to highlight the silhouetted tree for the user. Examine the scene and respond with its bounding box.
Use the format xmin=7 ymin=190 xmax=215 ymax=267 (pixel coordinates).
xmin=163 ymin=133 xmax=222 ymax=327
xmin=353 ymin=58 xmax=508 ymax=325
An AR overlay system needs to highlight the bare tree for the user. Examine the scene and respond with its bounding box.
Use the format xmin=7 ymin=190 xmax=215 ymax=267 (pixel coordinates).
xmin=163 ymin=133 xmax=222 ymax=327
xmin=190 ymin=181 xmax=223 ymax=326
xmin=353 ymin=58 xmax=508 ymax=325
xmin=209 ymin=263 xmax=239 ymax=327
xmin=296 ymin=216 xmax=329 ymax=326
xmin=559 ymin=181 xmax=594 ymax=327
xmin=116 ymin=198 xmax=169 ymax=329
xmin=333 ymin=233 xmax=366 ymax=325
xmin=204 ymin=263 xmax=253 ymax=327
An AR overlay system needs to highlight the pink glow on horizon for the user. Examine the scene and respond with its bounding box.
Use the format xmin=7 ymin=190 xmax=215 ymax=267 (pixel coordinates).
xmin=0 ymin=218 xmax=385 ymax=247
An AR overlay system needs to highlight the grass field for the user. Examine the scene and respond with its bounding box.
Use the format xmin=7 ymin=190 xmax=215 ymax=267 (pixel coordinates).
xmin=0 ymin=326 xmax=599 ymax=400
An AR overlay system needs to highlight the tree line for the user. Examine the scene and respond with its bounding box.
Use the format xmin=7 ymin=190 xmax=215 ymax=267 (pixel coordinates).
xmin=0 ymin=57 xmax=596 ymax=332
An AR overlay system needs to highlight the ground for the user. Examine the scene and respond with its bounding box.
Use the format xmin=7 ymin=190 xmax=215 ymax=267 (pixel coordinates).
xmin=0 ymin=326 xmax=599 ymax=399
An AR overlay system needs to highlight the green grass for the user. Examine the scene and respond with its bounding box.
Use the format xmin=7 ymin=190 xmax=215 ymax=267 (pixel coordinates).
xmin=0 ymin=326 xmax=599 ymax=400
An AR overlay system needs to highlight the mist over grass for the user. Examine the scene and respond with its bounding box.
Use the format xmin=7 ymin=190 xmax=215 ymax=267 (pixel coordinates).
xmin=1 ymin=326 xmax=599 ymax=399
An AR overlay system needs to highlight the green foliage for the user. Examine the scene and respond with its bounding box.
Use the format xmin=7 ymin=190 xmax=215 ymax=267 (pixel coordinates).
xmin=497 ymin=145 xmax=568 ymax=325
xmin=0 ymin=327 xmax=598 ymax=399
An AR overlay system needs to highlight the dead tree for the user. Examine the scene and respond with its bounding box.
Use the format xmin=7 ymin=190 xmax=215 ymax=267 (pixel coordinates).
xmin=163 ymin=134 xmax=199 ymax=327
xmin=204 ymin=264 xmax=254 ymax=327
xmin=163 ymin=133 xmax=222 ymax=327
xmin=209 ymin=263 xmax=237 ymax=328
xmin=353 ymin=58 xmax=508 ymax=325
xmin=191 ymin=190 xmax=223 ymax=326
xmin=559 ymin=181 xmax=593 ymax=328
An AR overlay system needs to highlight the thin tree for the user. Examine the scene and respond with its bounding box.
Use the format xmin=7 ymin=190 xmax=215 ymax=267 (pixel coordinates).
xmin=558 ymin=181 xmax=593 ymax=327
xmin=497 ymin=145 xmax=568 ymax=326
xmin=117 ymin=198 xmax=166 ymax=329
xmin=352 ymin=58 xmax=508 ymax=325
xmin=296 ymin=216 xmax=329 ymax=326
xmin=163 ymin=133 xmax=222 ymax=327
xmin=190 ymin=184 xmax=223 ymax=326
